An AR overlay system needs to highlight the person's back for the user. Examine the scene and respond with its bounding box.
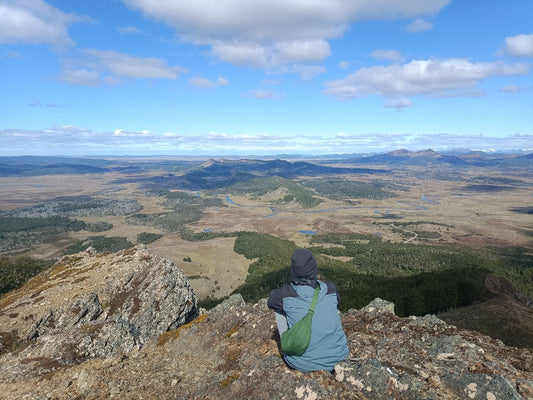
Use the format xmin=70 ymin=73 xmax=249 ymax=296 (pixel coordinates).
xmin=267 ymin=249 xmax=349 ymax=372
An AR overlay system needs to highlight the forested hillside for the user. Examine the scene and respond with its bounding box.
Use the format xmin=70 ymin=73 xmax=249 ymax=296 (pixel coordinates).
xmin=231 ymin=232 xmax=532 ymax=318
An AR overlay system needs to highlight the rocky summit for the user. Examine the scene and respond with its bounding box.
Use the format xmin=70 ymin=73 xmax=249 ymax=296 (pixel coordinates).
xmin=0 ymin=247 xmax=532 ymax=399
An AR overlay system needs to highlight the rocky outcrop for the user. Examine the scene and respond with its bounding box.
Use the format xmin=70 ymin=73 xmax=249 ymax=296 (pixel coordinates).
xmin=0 ymin=245 xmax=197 ymax=373
xmin=0 ymin=249 xmax=532 ymax=399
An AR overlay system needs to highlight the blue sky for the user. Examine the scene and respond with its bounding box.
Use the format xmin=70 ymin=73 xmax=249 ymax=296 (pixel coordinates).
xmin=1 ymin=0 xmax=532 ymax=156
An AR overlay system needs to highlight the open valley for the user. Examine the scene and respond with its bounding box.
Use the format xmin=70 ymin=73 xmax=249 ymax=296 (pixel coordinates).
xmin=1 ymin=154 xmax=531 ymax=303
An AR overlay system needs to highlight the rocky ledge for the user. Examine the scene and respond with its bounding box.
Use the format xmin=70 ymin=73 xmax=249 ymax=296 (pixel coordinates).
xmin=0 ymin=246 xmax=532 ymax=399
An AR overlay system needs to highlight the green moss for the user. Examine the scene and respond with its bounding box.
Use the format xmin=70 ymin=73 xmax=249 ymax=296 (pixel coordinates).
xmin=220 ymin=374 xmax=240 ymax=387
xmin=156 ymin=314 xmax=209 ymax=346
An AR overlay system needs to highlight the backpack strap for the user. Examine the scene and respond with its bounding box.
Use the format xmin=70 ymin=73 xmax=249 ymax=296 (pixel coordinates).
xmin=308 ymin=284 xmax=321 ymax=314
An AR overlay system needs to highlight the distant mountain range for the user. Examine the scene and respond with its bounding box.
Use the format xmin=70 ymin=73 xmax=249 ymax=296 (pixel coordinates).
xmin=341 ymin=149 xmax=533 ymax=168
xmin=1 ymin=149 xmax=531 ymax=178
xmin=118 ymin=158 xmax=386 ymax=190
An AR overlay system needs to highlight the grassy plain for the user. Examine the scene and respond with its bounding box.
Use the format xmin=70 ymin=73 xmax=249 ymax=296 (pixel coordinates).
xmin=0 ymin=162 xmax=531 ymax=303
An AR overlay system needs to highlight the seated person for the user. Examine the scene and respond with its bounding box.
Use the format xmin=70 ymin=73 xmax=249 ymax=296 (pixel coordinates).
xmin=267 ymin=248 xmax=349 ymax=372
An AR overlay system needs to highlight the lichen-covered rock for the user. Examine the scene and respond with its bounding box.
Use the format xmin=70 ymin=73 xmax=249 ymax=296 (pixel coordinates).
xmin=0 ymin=248 xmax=532 ymax=400
xmin=28 ymin=293 xmax=103 ymax=340
xmin=360 ymin=297 xmax=395 ymax=317
xmin=0 ymin=245 xmax=197 ymax=368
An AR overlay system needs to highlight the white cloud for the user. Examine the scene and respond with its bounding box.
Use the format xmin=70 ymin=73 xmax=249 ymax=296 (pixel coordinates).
xmin=290 ymin=64 xmax=327 ymax=80
xmin=251 ymin=88 xmax=277 ymax=99
xmin=370 ymin=49 xmax=404 ymax=62
xmin=60 ymin=49 xmax=187 ymax=86
xmin=190 ymin=76 xmax=229 ymax=88
xmin=384 ymin=98 xmax=413 ymax=109
xmin=324 ymin=58 xmax=529 ymax=100
xmin=113 ymin=129 xmax=151 ymax=137
xmin=122 ymin=0 xmax=450 ymax=69
xmin=117 ymin=26 xmax=144 ymax=35
xmin=84 ymin=49 xmax=184 ymax=79
xmin=500 ymin=84 xmax=521 ymax=93
xmin=262 ymin=79 xmax=281 ymax=85
xmin=1 ymin=127 xmax=532 ymax=156
xmin=503 ymin=34 xmax=533 ymax=57
xmin=271 ymin=40 xmax=331 ymax=65
xmin=211 ymin=41 xmax=267 ymax=68
xmin=59 ymin=68 xmax=101 ymax=86
xmin=210 ymin=39 xmax=331 ymax=72
xmin=338 ymin=61 xmax=350 ymax=70
xmin=0 ymin=0 xmax=88 ymax=50
xmin=405 ymin=18 xmax=433 ymax=32
xmin=7 ymin=50 xmax=24 ymax=58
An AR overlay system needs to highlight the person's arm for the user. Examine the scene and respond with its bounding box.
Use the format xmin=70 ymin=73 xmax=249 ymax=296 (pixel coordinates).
xmin=326 ymin=280 xmax=341 ymax=306
xmin=267 ymin=288 xmax=286 ymax=315
xmin=267 ymin=285 xmax=298 ymax=316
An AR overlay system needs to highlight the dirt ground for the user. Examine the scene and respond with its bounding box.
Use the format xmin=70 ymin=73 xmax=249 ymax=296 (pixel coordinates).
xmin=1 ymin=168 xmax=532 ymax=301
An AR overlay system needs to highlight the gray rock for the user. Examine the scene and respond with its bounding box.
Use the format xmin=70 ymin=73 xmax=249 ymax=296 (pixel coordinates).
xmin=26 ymin=247 xmax=198 ymax=359
xmin=209 ymin=294 xmax=245 ymax=321
xmin=441 ymin=372 xmax=523 ymax=400
xmin=335 ymin=359 xmax=424 ymax=400
xmin=28 ymin=293 xmax=103 ymax=339
xmin=361 ymin=297 xmax=395 ymax=317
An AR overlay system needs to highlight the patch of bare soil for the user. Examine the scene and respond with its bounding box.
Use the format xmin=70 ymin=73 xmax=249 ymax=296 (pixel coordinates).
xmin=146 ymin=235 xmax=250 ymax=301
xmin=312 ymin=218 xmax=353 ymax=234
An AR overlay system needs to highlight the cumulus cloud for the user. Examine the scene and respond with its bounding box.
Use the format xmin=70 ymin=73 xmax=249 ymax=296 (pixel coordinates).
xmin=324 ymin=58 xmax=529 ymax=100
xmin=210 ymin=40 xmax=331 ymax=74
xmin=59 ymin=68 xmax=101 ymax=86
xmin=60 ymin=49 xmax=187 ymax=86
xmin=290 ymin=64 xmax=327 ymax=80
xmin=503 ymin=34 xmax=533 ymax=57
xmin=122 ymin=0 xmax=450 ymax=70
xmin=190 ymin=76 xmax=229 ymax=88
xmin=370 ymin=49 xmax=404 ymax=62
xmin=405 ymin=18 xmax=433 ymax=32
xmin=0 ymin=0 xmax=89 ymax=50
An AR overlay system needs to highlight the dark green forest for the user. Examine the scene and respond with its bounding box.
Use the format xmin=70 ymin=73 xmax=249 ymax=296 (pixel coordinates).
xmin=224 ymin=176 xmax=322 ymax=207
xmin=0 ymin=256 xmax=54 ymax=296
xmin=2 ymin=228 xmax=531 ymax=321
xmin=64 ymin=236 xmax=134 ymax=255
xmin=302 ymin=178 xmax=397 ymax=200
xmin=231 ymin=232 xmax=532 ymax=317
xmin=0 ymin=217 xmax=93 ymax=233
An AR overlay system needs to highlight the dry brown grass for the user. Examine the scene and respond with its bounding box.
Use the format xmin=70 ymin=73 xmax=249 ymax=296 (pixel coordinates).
xmin=1 ymin=167 xmax=532 ymax=304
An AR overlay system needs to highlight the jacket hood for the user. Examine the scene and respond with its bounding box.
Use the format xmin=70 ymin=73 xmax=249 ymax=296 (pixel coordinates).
xmin=291 ymin=249 xmax=317 ymax=280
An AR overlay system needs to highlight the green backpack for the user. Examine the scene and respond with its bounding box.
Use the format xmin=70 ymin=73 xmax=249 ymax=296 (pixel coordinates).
xmin=280 ymin=285 xmax=320 ymax=356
